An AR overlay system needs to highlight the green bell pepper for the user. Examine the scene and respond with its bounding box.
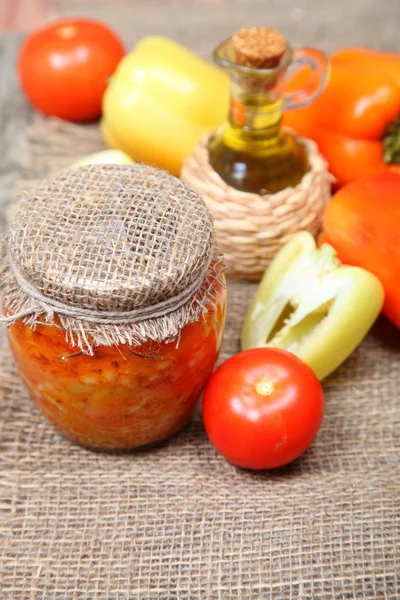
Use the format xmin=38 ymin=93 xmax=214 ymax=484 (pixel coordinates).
xmin=241 ymin=232 xmax=384 ymax=380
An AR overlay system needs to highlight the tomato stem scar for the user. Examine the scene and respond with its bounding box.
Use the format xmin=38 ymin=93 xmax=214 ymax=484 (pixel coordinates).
xmin=254 ymin=376 xmax=274 ymax=396
xmin=58 ymin=26 xmax=77 ymax=40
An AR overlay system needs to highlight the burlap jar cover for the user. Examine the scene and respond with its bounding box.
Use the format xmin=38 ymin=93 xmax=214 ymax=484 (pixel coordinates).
xmin=181 ymin=130 xmax=332 ymax=280
xmin=0 ymin=163 xmax=224 ymax=354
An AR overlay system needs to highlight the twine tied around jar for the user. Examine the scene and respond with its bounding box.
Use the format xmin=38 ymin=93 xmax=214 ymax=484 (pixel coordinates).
xmin=0 ymin=164 xmax=224 ymax=353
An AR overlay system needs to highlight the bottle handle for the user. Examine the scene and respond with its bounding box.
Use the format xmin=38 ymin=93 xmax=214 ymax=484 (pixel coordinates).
xmin=280 ymin=48 xmax=328 ymax=111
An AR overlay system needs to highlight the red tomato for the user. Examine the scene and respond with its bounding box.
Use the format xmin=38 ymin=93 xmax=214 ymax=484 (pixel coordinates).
xmin=18 ymin=18 xmax=125 ymax=122
xmin=202 ymin=348 xmax=324 ymax=470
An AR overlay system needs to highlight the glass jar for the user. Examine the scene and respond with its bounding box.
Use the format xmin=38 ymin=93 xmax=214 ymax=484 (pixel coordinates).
xmin=1 ymin=164 xmax=226 ymax=450
xmin=7 ymin=269 xmax=226 ymax=450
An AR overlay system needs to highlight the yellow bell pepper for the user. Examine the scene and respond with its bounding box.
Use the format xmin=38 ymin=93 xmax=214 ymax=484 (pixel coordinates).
xmin=241 ymin=232 xmax=384 ymax=380
xmin=101 ymin=36 xmax=230 ymax=175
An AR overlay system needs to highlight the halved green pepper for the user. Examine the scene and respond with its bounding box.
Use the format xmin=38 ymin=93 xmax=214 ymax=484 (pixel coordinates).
xmin=241 ymin=232 xmax=384 ymax=380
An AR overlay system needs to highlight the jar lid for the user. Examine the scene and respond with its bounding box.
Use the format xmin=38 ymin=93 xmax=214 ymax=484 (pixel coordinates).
xmin=1 ymin=164 xmax=223 ymax=353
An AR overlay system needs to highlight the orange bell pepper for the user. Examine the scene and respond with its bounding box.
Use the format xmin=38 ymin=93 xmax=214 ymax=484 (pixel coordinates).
xmin=283 ymin=48 xmax=400 ymax=186
xmin=322 ymin=172 xmax=400 ymax=329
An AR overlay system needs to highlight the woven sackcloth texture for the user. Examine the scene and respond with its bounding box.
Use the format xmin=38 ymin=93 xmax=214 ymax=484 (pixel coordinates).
xmin=1 ymin=162 xmax=222 ymax=353
xmin=0 ymin=117 xmax=399 ymax=599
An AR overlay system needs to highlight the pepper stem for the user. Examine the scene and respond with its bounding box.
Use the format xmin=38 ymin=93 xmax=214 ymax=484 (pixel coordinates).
xmin=316 ymin=243 xmax=338 ymax=273
xmin=383 ymin=117 xmax=400 ymax=164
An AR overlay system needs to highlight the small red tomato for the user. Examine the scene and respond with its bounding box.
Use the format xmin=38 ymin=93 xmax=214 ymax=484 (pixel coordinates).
xmin=202 ymin=348 xmax=324 ymax=470
xmin=18 ymin=18 xmax=125 ymax=122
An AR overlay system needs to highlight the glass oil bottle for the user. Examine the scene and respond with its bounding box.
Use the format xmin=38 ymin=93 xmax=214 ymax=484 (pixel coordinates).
xmin=208 ymin=27 xmax=328 ymax=195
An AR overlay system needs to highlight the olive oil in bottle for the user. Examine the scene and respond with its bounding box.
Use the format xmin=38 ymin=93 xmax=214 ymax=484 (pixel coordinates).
xmin=208 ymin=27 xmax=313 ymax=195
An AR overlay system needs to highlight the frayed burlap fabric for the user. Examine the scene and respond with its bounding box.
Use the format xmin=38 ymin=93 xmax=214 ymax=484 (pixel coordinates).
xmin=0 ymin=118 xmax=399 ymax=599
xmin=1 ymin=163 xmax=222 ymax=353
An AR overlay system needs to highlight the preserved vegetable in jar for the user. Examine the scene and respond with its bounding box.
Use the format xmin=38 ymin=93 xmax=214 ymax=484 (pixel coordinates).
xmin=1 ymin=164 xmax=226 ymax=449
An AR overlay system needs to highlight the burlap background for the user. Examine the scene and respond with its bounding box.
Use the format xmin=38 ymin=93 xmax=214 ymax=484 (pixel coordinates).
xmin=0 ymin=119 xmax=399 ymax=599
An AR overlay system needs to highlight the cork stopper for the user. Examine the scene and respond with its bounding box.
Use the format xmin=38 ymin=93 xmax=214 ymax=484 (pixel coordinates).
xmin=232 ymin=27 xmax=287 ymax=69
